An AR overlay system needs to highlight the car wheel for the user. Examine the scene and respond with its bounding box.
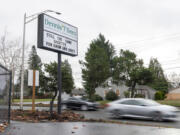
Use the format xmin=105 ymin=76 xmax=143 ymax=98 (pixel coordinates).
xmin=61 ymin=104 xmax=67 ymax=110
xmin=152 ymin=111 xmax=163 ymax=122
xmin=111 ymin=109 xmax=123 ymax=119
xmin=81 ymin=105 xmax=88 ymax=111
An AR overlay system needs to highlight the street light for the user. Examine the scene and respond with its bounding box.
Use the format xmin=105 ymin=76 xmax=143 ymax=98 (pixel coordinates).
xmin=20 ymin=10 xmax=61 ymax=109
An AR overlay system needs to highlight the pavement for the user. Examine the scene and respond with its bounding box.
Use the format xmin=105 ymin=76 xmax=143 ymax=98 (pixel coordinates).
xmin=12 ymin=106 xmax=180 ymax=129
xmin=75 ymin=109 xmax=180 ymax=128
xmin=3 ymin=121 xmax=180 ymax=135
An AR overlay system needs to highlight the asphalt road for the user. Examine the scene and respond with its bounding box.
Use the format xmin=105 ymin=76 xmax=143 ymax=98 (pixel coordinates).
xmin=74 ymin=109 xmax=180 ymax=129
xmin=12 ymin=106 xmax=180 ymax=129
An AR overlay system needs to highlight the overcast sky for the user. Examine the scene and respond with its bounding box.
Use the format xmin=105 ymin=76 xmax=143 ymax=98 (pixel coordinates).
xmin=1 ymin=0 xmax=180 ymax=87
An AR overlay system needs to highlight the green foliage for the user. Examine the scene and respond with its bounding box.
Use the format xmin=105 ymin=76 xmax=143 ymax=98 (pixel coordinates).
xmin=92 ymin=94 xmax=103 ymax=101
xmin=157 ymin=100 xmax=180 ymax=107
xmin=27 ymin=46 xmax=46 ymax=97
xmin=123 ymin=91 xmax=130 ymax=98
xmin=61 ymin=60 xmax=74 ymax=94
xmin=112 ymin=49 xmax=153 ymax=97
xmin=155 ymin=91 xmax=164 ymax=100
xmin=28 ymin=46 xmax=42 ymax=70
xmin=148 ymin=58 xmax=168 ymax=93
xmin=105 ymin=91 xmax=118 ymax=101
xmin=80 ymin=34 xmax=115 ymax=99
xmin=44 ymin=60 xmax=74 ymax=94
xmin=44 ymin=62 xmax=58 ymax=93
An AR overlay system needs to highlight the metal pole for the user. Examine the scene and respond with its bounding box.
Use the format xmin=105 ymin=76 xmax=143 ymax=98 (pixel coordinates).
xmin=8 ymin=71 xmax=12 ymax=124
xmin=20 ymin=13 xmax=26 ymax=110
xmin=57 ymin=53 xmax=62 ymax=114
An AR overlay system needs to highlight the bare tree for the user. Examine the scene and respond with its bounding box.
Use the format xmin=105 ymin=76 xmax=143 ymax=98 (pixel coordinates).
xmin=168 ymin=72 xmax=180 ymax=88
xmin=0 ymin=30 xmax=22 ymax=101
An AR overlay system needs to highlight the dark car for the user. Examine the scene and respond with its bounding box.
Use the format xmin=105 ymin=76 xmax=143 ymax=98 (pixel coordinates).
xmin=61 ymin=97 xmax=99 ymax=111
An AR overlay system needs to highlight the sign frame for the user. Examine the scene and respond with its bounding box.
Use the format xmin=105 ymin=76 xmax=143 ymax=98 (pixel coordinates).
xmin=37 ymin=13 xmax=78 ymax=56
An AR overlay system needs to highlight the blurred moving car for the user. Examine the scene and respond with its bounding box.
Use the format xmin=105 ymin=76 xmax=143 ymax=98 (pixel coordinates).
xmin=61 ymin=97 xmax=99 ymax=111
xmin=106 ymin=98 xmax=179 ymax=121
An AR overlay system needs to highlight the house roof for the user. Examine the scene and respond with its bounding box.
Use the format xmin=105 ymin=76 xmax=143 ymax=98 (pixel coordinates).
xmin=135 ymin=85 xmax=155 ymax=91
xmin=169 ymin=88 xmax=180 ymax=93
xmin=72 ymin=89 xmax=86 ymax=95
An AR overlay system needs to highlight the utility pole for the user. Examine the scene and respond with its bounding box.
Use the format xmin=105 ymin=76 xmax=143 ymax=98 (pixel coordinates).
xmin=20 ymin=13 xmax=26 ymax=110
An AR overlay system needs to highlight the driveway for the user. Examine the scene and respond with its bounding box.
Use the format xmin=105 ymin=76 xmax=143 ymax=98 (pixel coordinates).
xmin=3 ymin=121 xmax=180 ymax=135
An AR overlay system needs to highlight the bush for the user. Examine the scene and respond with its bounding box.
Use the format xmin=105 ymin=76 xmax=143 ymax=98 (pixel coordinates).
xmin=92 ymin=94 xmax=103 ymax=101
xmin=105 ymin=91 xmax=118 ymax=101
xmin=155 ymin=91 xmax=164 ymax=100
xmin=123 ymin=91 xmax=130 ymax=98
xmin=134 ymin=94 xmax=145 ymax=98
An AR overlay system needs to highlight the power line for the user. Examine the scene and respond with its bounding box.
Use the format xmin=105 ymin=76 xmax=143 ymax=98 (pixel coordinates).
xmin=118 ymin=33 xmax=180 ymax=49
xmin=164 ymin=67 xmax=180 ymax=70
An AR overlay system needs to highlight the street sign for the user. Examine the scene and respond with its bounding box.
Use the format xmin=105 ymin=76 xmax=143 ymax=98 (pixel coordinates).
xmin=37 ymin=13 xmax=78 ymax=56
xmin=28 ymin=70 xmax=39 ymax=86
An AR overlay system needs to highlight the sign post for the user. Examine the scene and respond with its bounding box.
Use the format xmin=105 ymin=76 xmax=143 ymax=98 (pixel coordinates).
xmin=57 ymin=53 xmax=62 ymax=114
xmin=37 ymin=13 xmax=78 ymax=114
xmin=28 ymin=70 xmax=39 ymax=112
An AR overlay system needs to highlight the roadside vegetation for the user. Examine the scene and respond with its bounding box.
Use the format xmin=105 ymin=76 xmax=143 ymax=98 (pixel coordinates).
xmin=157 ymin=100 xmax=180 ymax=107
xmin=13 ymin=99 xmax=54 ymax=103
xmin=80 ymin=34 xmax=169 ymax=101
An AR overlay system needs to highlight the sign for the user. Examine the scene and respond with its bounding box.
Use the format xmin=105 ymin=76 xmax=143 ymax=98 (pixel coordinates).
xmin=37 ymin=13 xmax=78 ymax=56
xmin=28 ymin=70 xmax=39 ymax=86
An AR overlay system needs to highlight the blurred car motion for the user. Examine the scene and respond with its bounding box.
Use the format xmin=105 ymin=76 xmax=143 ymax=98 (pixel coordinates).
xmin=106 ymin=98 xmax=179 ymax=121
xmin=61 ymin=97 xmax=99 ymax=111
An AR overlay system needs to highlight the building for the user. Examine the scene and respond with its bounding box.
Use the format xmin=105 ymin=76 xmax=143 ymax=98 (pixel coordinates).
xmin=95 ymin=78 xmax=156 ymax=99
xmin=71 ymin=88 xmax=86 ymax=97
xmin=166 ymin=88 xmax=180 ymax=100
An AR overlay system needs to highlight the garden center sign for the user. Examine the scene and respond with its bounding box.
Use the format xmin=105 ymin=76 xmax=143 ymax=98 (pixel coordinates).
xmin=37 ymin=13 xmax=78 ymax=114
xmin=38 ymin=14 xmax=78 ymax=56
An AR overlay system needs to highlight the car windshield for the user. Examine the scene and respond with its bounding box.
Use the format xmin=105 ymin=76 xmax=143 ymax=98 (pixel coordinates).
xmin=139 ymin=99 xmax=160 ymax=106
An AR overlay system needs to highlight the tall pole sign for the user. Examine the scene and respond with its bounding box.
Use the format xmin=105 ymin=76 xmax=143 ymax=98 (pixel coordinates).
xmin=37 ymin=13 xmax=78 ymax=114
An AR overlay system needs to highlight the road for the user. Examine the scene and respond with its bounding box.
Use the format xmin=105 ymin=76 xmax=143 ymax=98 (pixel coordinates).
xmin=12 ymin=106 xmax=180 ymax=129
xmin=75 ymin=109 xmax=180 ymax=129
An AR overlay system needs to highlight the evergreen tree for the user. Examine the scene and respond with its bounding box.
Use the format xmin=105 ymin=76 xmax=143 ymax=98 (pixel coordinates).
xmin=28 ymin=45 xmax=42 ymax=70
xmin=61 ymin=60 xmax=74 ymax=94
xmin=28 ymin=45 xmax=45 ymax=97
xmin=80 ymin=34 xmax=115 ymax=99
xmin=148 ymin=58 xmax=168 ymax=93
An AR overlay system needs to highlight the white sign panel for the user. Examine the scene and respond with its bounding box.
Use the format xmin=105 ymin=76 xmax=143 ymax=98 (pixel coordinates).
xmin=28 ymin=70 xmax=39 ymax=86
xmin=38 ymin=14 xmax=78 ymax=56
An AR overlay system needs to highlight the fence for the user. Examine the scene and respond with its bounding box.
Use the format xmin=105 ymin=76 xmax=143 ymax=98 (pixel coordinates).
xmin=0 ymin=64 xmax=11 ymax=123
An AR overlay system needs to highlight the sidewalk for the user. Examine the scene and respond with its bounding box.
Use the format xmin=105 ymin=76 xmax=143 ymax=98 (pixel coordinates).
xmin=3 ymin=121 xmax=180 ymax=135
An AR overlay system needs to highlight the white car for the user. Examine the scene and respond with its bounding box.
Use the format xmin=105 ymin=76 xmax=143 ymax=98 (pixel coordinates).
xmin=106 ymin=98 xmax=179 ymax=121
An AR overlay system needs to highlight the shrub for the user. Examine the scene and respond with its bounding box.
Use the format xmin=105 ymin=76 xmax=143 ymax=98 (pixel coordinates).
xmin=92 ymin=94 xmax=103 ymax=101
xmin=134 ymin=94 xmax=145 ymax=98
xmin=123 ymin=91 xmax=130 ymax=98
xmin=105 ymin=91 xmax=118 ymax=101
xmin=155 ymin=91 xmax=163 ymax=100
